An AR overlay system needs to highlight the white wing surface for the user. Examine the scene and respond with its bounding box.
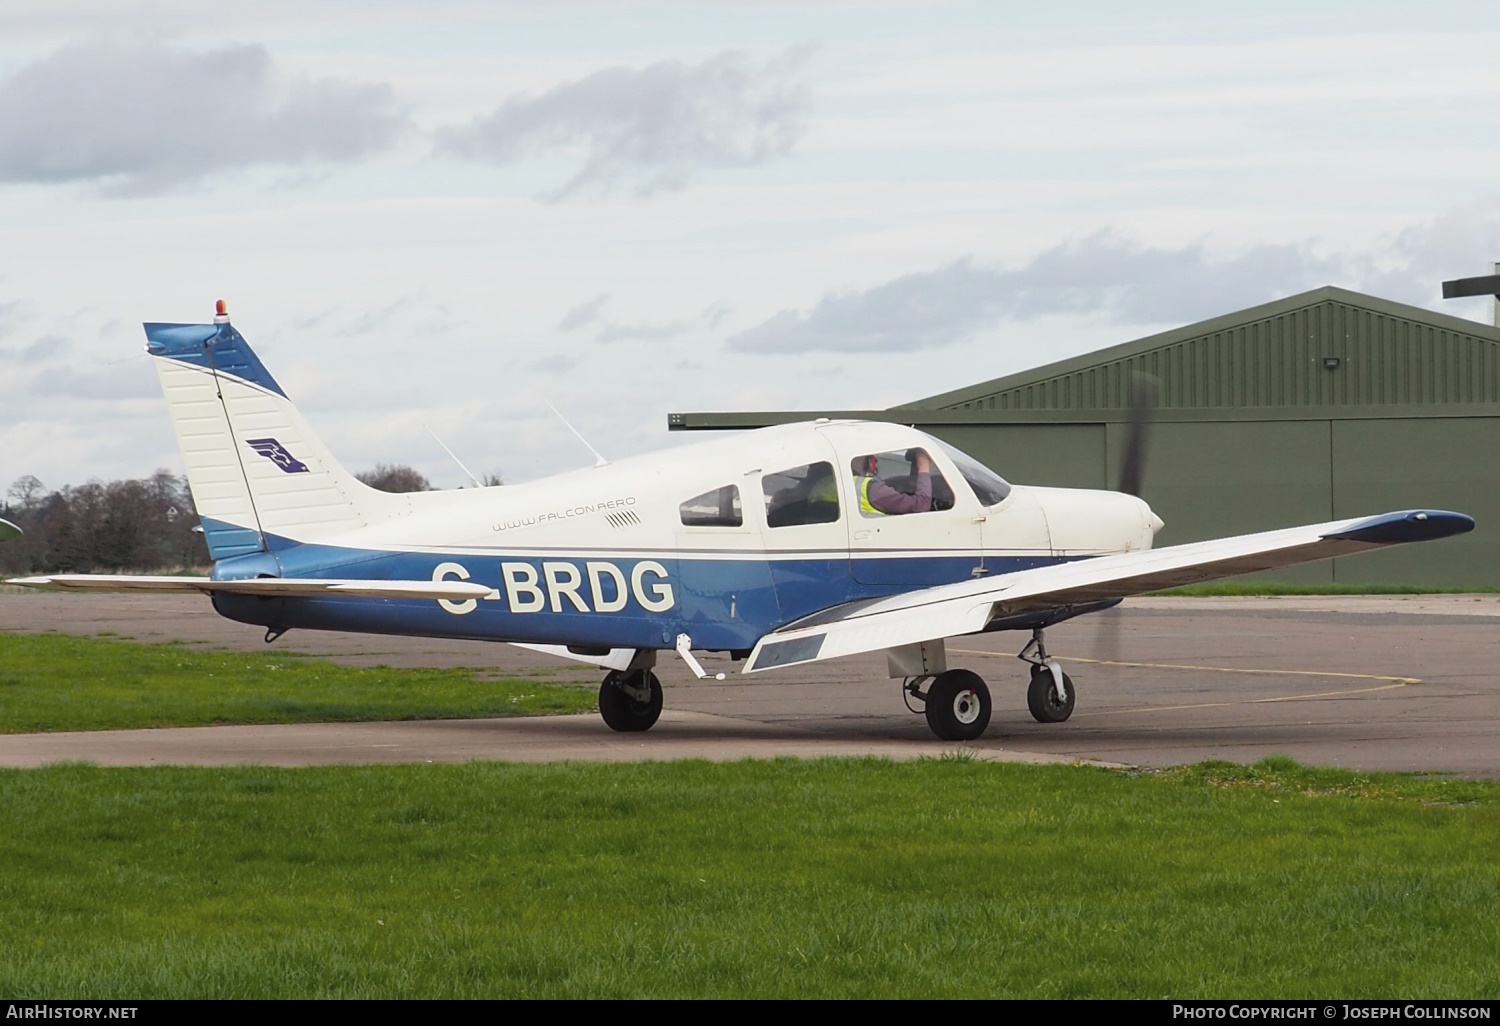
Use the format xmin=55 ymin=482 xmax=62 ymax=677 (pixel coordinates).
xmin=745 ymin=510 xmax=1473 ymax=673
xmin=6 ymin=575 xmax=495 ymax=601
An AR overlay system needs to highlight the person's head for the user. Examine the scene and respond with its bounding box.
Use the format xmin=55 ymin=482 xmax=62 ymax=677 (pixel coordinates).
xmin=852 ymin=455 xmax=878 ymax=476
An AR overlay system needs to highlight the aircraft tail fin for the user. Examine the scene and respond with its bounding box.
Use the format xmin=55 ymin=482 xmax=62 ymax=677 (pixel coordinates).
xmin=144 ymin=303 xmax=396 ymax=558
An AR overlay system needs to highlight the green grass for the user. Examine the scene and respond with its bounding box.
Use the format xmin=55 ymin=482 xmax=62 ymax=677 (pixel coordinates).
xmin=1150 ymin=583 xmax=1500 ymax=596
xmin=0 ymin=633 xmax=595 ymax=732
xmin=0 ymin=758 xmax=1496 ymax=998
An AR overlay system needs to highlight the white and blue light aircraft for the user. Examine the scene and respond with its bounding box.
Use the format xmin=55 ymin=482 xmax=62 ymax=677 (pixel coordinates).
xmin=10 ymin=303 xmax=1475 ymax=740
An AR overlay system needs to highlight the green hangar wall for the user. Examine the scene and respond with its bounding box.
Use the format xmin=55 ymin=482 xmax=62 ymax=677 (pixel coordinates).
xmin=670 ymin=287 xmax=1500 ymax=586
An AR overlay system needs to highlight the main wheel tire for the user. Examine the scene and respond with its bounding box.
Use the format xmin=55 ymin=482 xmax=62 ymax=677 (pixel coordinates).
xmin=598 ymin=669 xmax=663 ymax=732
xmin=1026 ymin=665 xmax=1075 ymax=723
xmin=924 ymin=669 xmax=991 ymax=741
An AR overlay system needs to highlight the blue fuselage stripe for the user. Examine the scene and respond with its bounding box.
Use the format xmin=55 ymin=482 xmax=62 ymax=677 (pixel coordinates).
xmin=209 ymin=541 xmax=1070 ymax=651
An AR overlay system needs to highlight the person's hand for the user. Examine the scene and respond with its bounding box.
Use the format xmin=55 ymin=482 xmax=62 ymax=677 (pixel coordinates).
xmin=914 ymin=450 xmax=931 ymax=474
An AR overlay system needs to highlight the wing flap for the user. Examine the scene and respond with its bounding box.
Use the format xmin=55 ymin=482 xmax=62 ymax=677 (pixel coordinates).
xmin=509 ymin=643 xmax=638 ymax=671
xmin=745 ymin=509 xmax=1472 ymax=672
xmin=7 ymin=574 xmax=495 ymax=601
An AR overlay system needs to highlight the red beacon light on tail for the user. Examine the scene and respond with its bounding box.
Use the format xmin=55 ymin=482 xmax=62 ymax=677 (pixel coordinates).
xmin=213 ymin=299 xmax=230 ymax=325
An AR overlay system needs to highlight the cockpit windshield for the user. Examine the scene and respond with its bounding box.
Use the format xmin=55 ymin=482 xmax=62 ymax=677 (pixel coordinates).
xmin=935 ymin=440 xmax=1012 ymax=507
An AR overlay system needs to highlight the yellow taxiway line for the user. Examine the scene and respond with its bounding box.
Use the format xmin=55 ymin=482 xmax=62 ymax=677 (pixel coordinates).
xmin=947 ymin=648 xmax=1419 ymax=714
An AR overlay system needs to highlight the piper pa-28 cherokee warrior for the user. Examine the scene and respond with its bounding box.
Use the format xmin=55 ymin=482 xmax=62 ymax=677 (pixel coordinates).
xmin=11 ymin=302 xmax=1475 ymax=741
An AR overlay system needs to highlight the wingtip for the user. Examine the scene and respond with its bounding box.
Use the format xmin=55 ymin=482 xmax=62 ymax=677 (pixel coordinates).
xmin=1322 ymin=510 xmax=1475 ymax=545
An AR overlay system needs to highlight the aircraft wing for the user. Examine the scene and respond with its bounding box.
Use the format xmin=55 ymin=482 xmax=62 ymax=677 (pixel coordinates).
xmin=0 ymin=518 xmax=20 ymax=543
xmin=5 ymin=574 xmax=496 ymax=602
xmin=744 ymin=509 xmax=1474 ymax=673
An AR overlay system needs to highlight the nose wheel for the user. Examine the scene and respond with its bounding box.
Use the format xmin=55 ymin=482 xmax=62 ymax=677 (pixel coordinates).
xmin=1019 ymin=627 xmax=1075 ymax=723
xmin=1026 ymin=664 xmax=1075 ymax=722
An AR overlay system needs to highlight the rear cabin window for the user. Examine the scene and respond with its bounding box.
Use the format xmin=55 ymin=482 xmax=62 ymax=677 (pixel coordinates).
xmin=762 ymin=461 xmax=840 ymax=528
xmin=679 ymin=484 xmax=743 ymax=527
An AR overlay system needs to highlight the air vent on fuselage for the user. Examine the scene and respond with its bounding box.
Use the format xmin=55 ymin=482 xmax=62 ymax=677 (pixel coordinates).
xmin=605 ymin=509 xmax=642 ymax=529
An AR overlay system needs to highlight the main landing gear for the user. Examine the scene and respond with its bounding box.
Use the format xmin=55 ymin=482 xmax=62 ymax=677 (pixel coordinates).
xmin=918 ymin=669 xmax=992 ymax=741
xmin=598 ymin=668 xmax=663 ymax=732
xmin=901 ymin=627 xmax=1077 ymax=739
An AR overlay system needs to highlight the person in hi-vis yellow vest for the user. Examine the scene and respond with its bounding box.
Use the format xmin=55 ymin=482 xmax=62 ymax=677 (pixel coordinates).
xmin=852 ymin=449 xmax=933 ymax=515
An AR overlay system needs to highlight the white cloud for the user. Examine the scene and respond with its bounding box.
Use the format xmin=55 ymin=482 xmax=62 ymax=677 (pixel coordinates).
xmin=556 ymin=293 xmax=735 ymax=344
xmin=1358 ymin=201 xmax=1500 ymax=309
xmin=0 ymin=42 xmax=406 ymax=194
xmin=435 ymin=48 xmax=813 ymax=198
xmin=0 ymin=298 xmax=26 ymax=342
xmin=727 ymin=232 xmax=1347 ymax=353
xmin=556 ymin=293 xmax=610 ymax=332
xmin=527 ymin=353 xmax=576 ymax=374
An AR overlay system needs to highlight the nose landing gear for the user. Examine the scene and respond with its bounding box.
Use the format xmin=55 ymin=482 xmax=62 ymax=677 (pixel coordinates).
xmin=1018 ymin=627 xmax=1075 ymax=723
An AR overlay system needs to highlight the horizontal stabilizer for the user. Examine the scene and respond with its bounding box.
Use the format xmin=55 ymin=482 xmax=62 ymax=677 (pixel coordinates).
xmin=7 ymin=575 xmax=495 ymax=601
xmin=744 ymin=509 xmax=1474 ymax=673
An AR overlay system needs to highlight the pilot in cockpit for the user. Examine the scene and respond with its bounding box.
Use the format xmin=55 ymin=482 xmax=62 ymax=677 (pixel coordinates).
xmin=852 ymin=448 xmax=934 ymax=516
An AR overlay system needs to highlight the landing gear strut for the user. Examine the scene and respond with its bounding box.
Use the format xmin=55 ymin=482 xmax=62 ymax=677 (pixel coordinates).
xmin=1018 ymin=627 xmax=1075 ymax=723
xmin=598 ymin=668 xmax=663 ymax=732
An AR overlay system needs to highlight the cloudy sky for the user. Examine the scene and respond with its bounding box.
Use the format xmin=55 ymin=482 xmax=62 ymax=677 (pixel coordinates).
xmin=5 ymin=0 xmax=1500 ymax=491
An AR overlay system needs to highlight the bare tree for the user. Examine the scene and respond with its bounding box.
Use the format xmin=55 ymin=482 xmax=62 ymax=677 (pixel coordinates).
xmin=7 ymin=475 xmax=44 ymax=509
xmin=356 ymin=464 xmax=432 ymax=493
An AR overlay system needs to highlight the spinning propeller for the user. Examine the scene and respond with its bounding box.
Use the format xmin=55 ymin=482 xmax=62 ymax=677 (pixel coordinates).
xmin=1116 ymin=371 xmax=1157 ymax=499
xmin=1089 ymin=372 xmax=1158 ymax=666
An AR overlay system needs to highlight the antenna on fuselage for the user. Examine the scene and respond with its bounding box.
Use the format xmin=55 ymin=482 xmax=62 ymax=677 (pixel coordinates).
xmin=424 ymin=424 xmax=484 ymax=489
xmin=544 ymin=398 xmax=609 ymax=468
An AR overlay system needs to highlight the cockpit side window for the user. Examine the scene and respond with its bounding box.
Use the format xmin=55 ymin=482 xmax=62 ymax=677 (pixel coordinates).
xmin=936 ymin=440 xmax=1012 ymax=507
xmin=679 ymin=484 xmax=743 ymax=527
xmin=849 ymin=449 xmax=955 ymax=518
xmin=762 ymin=461 xmax=840 ymax=528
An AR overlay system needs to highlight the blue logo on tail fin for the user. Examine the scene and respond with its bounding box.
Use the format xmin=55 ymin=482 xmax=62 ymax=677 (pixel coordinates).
xmin=246 ymin=438 xmax=310 ymax=473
